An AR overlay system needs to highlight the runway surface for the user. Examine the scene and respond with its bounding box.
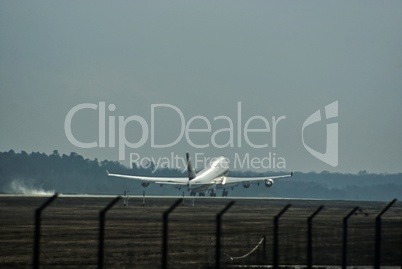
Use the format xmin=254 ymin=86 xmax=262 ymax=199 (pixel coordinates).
xmin=1 ymin=193 xmax=332 ymax=199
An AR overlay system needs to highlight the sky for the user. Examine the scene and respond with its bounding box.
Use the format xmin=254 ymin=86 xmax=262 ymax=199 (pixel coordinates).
xmin=1 ymin=1 xmax=401 ymax=173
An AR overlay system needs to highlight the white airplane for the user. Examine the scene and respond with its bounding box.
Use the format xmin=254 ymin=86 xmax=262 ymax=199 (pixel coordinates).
xmin=107 ymin=153 xmax=293 ymax=197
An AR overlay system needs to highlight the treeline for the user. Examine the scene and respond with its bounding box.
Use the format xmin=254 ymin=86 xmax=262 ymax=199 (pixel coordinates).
xmin=0 ymin=150 xmax=401 ymax=201
xmin=0 ymin=150 xmax=183 ymax=195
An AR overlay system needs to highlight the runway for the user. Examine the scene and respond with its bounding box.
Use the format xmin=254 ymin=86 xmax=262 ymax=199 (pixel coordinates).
xmin=0 ymin=192 xmax=363 ymax=201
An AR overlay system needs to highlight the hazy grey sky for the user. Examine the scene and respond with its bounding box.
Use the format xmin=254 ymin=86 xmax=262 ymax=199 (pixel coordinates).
xmin=1 ymin=1 xmax=401 ymax=173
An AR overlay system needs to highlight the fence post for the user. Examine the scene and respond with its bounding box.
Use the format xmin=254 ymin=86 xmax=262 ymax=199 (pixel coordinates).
xmin=342 ymin=206 xmax=359 ymax=269
xmin=98 ymin=196 xmax=121 ymax=269
xmin=273 ymin=204 xmax=291 ymax=269
xmin=216 ymin=201 xmax=235 ymax=269
xmin=374 ymin=198 xmax=397 ymax=269
xmin=123 ymin=190 xmax=130 ymax=206
xmin=33 ymin=193 xmax=58 ymax=269
xmin=162 ymin=198 xmax=183 ymax=269
xmin=307 ymin=205 xmax=324 ymax=269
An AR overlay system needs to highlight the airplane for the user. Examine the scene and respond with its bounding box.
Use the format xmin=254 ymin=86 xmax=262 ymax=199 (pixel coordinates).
xmin=107 ymin=153 xmax=293 ymax=197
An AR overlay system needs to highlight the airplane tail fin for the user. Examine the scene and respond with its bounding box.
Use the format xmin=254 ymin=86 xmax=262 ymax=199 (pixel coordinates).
xmin=186 ymin=152 xmax=196 ymax=180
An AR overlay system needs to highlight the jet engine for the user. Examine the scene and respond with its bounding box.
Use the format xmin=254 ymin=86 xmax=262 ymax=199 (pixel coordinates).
xmin=141 ymin=181 xmax=150 ymax=187
xmin=243 ymin=182 xmax=251 ymax=188
xmin=264 ymin=179 xmax=274 ymax=188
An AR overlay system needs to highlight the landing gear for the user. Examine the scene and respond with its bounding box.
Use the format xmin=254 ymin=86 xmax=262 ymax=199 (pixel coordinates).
xmin=190 ymin=191 xmax=219 ymax=197
xmin=222 ymin=189 xmax=229 ymax=197
xmin=190 ymin=191 xmax=206 ymax=197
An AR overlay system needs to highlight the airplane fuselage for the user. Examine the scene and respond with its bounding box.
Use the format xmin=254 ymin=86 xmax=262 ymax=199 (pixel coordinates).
xmin=188 ymin=156 xmax=229 ymax=192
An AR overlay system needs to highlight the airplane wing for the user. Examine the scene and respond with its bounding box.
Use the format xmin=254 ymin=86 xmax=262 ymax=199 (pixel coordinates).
xmin=225 ymin=172 xmax=293 ymax=184
xmin=106 ymin=171 xmax=189 ymax=185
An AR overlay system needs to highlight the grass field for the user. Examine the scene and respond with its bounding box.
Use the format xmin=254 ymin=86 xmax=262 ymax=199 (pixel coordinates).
xmin=0 ymin=196 xmax=401 ymax=268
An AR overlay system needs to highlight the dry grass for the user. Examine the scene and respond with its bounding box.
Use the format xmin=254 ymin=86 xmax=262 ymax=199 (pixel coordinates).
xmin=0 ymin=196 xmax=401 ymax=268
